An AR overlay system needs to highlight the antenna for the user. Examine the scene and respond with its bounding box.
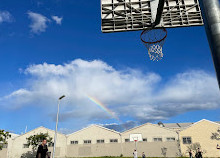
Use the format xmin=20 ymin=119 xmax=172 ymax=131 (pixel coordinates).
xmin=25 ymin=126 xmax=28 ymax=133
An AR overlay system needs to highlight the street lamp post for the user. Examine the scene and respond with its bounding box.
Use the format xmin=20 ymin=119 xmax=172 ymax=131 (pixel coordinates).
xmin=52 ymin=95 xmax=65 ymax=158
xmin=119 ymin=133 xmax=123 ymax=156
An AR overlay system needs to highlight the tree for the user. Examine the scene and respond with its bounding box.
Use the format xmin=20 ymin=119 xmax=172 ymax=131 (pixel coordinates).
xmin=26 ymin=132 xmax=53 ymax=150
xmin=187 ymin=142 xmax=207 ymax=157
xmin=187 ymin=142 xmax=201 ymax=153
xmin=211 ymin=128 xmax=220 ymax=140
xmin=161 ymin=147 xmax=167 ymax=157
xmin=0 ymin=129 xmax=11 ymax=150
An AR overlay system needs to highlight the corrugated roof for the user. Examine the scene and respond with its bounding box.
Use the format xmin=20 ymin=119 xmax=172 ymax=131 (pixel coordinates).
xmin=177 ymin=123 xmax=194 ymax=128
xmin=156 ymin=122 xmax=195 ymax=129
xmin=163 ymin=123 xmax=180 ymax=128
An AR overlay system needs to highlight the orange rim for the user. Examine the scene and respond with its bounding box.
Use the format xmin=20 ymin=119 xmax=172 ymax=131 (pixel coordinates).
xmin=140 ymin=28 xmax=167 ymax=44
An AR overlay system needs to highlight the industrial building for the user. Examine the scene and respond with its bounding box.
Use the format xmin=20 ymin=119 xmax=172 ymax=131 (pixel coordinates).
xmin=0 ymin=119 xmax=220 ymax=158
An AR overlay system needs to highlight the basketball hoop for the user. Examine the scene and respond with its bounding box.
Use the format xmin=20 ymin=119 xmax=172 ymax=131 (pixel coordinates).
xmin=140 ymin=28 xmax=167 ymax=61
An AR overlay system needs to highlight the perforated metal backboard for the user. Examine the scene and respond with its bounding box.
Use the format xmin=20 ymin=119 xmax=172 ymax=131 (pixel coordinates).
xmin=101 ymin=0 xmax=204 ymax=33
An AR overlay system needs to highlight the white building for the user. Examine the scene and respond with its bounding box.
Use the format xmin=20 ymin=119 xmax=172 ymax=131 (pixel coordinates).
xmin=6 ymin=126 xmax=66 ymax=158
xmin=1 ymin=119 xmax=220 ymax=158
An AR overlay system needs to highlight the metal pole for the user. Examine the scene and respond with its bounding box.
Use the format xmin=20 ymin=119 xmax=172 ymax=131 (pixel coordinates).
xmin=200 ymin=0 xmax=220 ymax=89
xmin=119 ymin=134 xmax=123 ymax=156
xmin=52 ymin=99 xmax=60 ymax=158
xmin=52 ymin=95 xmax=65 ymax=158
xmin=135 ymin=141 xmax=137 ymax=151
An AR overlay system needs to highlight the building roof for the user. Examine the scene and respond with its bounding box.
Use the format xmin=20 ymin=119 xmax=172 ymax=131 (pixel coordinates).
xmin=67 ymin=124 xmax=120 ymax=137
xmin=6 ymin=119 xmax=220 ymax=137
xmin=179 ymin=119 xmax=220 ymax=131
xmin=122 ymin=122 xmax=177 ymax=134
xmin=156 ymin=121 xmax=220 ymax=129
xmin=162 ymin=123 xmax=180 ymax=128
xmin=161 ymin=122 xmax=194 ymax=129
xmin=13 ymin=126 xmax=66 ymax=139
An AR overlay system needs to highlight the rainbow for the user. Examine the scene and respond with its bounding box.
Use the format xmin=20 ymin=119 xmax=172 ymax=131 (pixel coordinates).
xmin=87 ymin=95 xmax=121 ymax=123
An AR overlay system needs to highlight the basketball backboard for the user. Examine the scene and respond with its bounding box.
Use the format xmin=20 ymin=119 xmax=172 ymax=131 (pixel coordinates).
xmin=101 ymin=0 xmax=204 ymax=33
xmin=101 ymin=0 xmax=220 ymax=90
xmin=130 ymin=133 xmax=143 ymax=142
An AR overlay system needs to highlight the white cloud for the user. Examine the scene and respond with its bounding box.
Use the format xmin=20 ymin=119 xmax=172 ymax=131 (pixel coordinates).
xmin=0 ymin=11 xmax=13 ymax=23
xmin=1 ymin=59 xmax=220 ymax=124
xmin=52 ymin=16 xmax=62 ymax=25
xmin=27 ymin=11 xmax=49 ymax=34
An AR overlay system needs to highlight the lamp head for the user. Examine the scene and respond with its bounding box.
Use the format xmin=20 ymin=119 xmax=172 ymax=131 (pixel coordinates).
xmin=59 ymin=95 xmax=65 ymax=100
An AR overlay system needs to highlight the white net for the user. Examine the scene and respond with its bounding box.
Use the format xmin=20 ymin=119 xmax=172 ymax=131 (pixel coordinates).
xmin=148 ymin=44 xmax=163 ymax=61
xmin=140 ymin=28 xmax=167 ymax=61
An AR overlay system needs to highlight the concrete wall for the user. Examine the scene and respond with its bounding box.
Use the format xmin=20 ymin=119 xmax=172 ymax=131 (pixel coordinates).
xmin=66 ymin=125 xmax=121 ymax=157
xmin=0 ymin=148 xmax=8 ymax=158
xmin=122 ymin=141 xmax=179 ymax=157
xmin=121 ymin=123 xmax=179 ymax=157
xmin=179 ymin=120 xmax=220 ymax=157
xmin=122 ymin=123 xmax=179 ymax=143
xmin=8 ymin=127 xmax=66 ymax=158
xmin=66 ymin=141 xmax=179 ymax=157
xmin=66 ymin=143 xmax=122 ymax=157
xmin=67 ymin=125 xmax=121 ymax=145
xmin=0 ymin=133 xmax=18 ymax=158
xmin=66 ymin=123 xmax=180 ymax=157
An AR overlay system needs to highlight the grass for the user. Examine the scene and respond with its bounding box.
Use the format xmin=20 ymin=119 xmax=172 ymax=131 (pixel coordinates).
xmin=67 ymin=156 xmax=188 ymax=158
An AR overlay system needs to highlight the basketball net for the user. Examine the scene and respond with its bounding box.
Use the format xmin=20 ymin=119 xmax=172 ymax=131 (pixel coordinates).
xmin=140 ymin=28 xmax=167 ymax=61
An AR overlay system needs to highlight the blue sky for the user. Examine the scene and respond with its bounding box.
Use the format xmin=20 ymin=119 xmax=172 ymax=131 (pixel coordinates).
xmin=0 ymin=0 xmax=220 ymax=134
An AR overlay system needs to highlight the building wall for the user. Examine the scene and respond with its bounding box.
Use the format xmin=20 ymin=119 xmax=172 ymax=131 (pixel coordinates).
xmin=121 ymin=123 xmax=179 ymax=157
xmin=66 ymin=125 xmax=121 ymax=157
xmin=122 ymin=141 xmax=179 ymax=157
xmin=0 ymin=133 xmax=18 ymax=158
xmin=3 ymin=119 xmax=220 ymax=158
xmin=179 ymin=120 xmax=220 ymax=157
xmin=65 ymin=123 xmax=180 ymax=157
xmin=66 ymin=143 xmax=122 ymax=157
xmin=122 ymin=123 xmax=179 ymax=143
xmin=0 ymin=148 xmax=8 ymax=158
xmin=8 ymin=127 xmax=66 ymax=158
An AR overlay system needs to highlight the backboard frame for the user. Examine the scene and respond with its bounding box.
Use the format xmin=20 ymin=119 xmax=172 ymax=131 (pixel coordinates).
xmin=129 ymin=133 xmax=143 ymax=142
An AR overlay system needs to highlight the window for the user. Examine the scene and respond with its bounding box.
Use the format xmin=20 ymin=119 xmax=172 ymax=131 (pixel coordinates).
xmin=70 ymin=141 xmax=78 ymax=145
xmin=97 ymin=139 xmax=105 ymax=143
xmin=48 ymin=142 xmax=54 ymax=147
xmin=143 ymin=138 xmax=147 ymax=142
xmin=182 ymin=137 xmax=192 ymax=144
xmin=23 ymin=144 xmax=29 ymax=148
xmin=0 ymin=143 xmax=7 ymax=149
xmin=166 ymin=137 xmax=175 ymax=142
xmin=153 ymin=138 xmax=162 ymax=142
xmin=84 ymin=140 xmax=91 ymax=144
xmin=110 ymin=139 xmax=118 ymax=143
xmin=125 ymin=139 xmax=130 ymax=142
